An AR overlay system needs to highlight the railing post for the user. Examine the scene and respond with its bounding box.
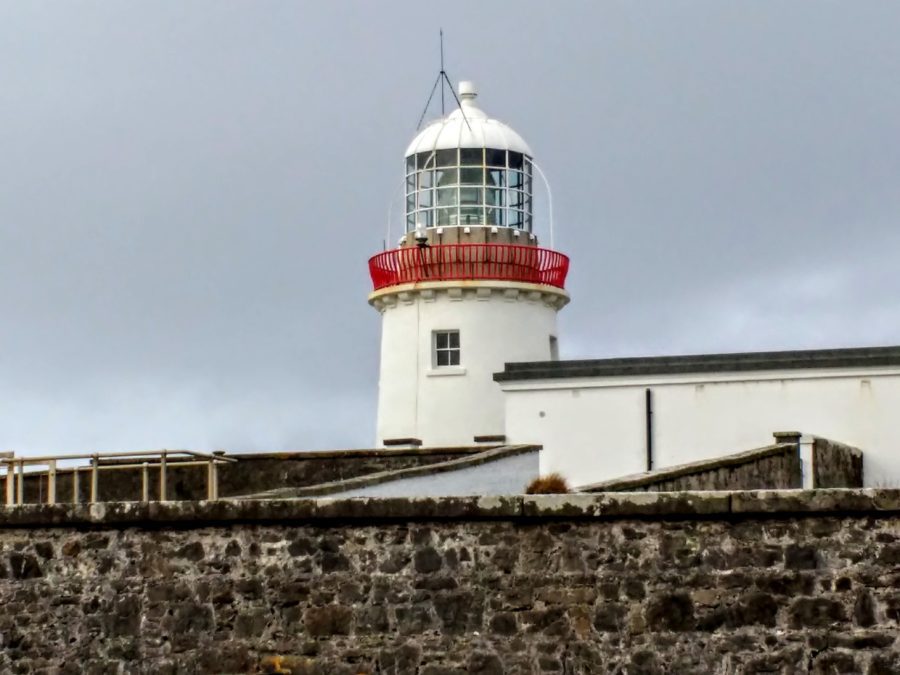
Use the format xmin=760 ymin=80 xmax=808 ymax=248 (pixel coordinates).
xmin=5 ymin=459 xmax=14 ymax=506
xmin=16 ymin=460 xmax=25 ymax=505
xmin=90 ymin=455 xmax=99 ymax=504
xmin=73 ymin=468 xmax=80 ymax=504
xmin=207 ymin=459 xmax=218 ymax=501
xmin=141 ymin=462 xmax=149 ymax=502
xmin=47 ymin=460 xmax=57 ymax=505
xmin=159 ymin=451 xmax=167 ymax=501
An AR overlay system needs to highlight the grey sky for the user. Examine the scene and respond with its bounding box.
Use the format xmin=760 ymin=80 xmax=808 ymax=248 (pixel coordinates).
xmin=1 ymin=1 xmax=899 ymax=454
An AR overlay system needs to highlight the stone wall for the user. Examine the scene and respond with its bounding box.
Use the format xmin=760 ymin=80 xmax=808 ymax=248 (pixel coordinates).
xmin=813 ymin=437 xmax=864 ymax=489
xmin=1 ymin=491 xmax=900 ymax=673
xmin=580 ymin=443 xmax=802 ymax=493
xmin=15 ymin=448 xmax=485 ymax=504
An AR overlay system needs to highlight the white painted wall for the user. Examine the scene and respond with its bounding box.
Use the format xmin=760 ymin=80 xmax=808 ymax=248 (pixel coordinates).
xmin=500 ymin=367 xmax=900 ymax=488
xmin=373 ymin=281 xmax=566 ymax=447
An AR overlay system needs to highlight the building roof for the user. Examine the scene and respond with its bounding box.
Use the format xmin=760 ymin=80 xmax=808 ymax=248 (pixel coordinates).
xmin=405 ymin=81 xmax=533 ymax=157
xmin=494 ymin=345 xmax=900 ymax=382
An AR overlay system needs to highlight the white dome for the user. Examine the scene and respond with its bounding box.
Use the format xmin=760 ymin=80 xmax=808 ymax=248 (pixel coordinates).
xmin=404 ymin=81 xmax=533 ymax=158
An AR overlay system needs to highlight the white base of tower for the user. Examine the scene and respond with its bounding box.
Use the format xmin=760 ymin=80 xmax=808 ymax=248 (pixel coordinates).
xmin=371 ymin=280 xmax=568 ymax=447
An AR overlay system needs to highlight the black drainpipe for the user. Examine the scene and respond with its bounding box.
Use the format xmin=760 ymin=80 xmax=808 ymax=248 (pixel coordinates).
xmin=645 ymin=388 xmax=653 ymax=471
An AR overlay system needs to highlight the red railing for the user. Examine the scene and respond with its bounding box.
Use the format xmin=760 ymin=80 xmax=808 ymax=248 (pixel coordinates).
xmin=368 ymin=244 xmax=569 ymax=291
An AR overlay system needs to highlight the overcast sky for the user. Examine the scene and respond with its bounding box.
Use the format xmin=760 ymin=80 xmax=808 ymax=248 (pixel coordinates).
xmin=2 ymin=1 xmax=899 ymax=455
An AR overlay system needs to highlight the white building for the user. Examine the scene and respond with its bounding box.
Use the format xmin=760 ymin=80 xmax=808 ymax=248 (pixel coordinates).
xmin=496 ymin=347 xmax=900 ymax=488
xmin=368 ymin=80 xmax=899 ymax=489
xmin=368 ymin=82 xmax=569 ymax=448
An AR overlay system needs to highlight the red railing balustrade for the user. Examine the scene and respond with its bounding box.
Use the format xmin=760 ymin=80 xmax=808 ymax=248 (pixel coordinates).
xmin=368 ymin=244 xmax=569 ymax=291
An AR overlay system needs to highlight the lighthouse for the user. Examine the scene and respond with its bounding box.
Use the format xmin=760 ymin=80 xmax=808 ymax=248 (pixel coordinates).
xmin=368 ymin=81 xmax=570 ymax=447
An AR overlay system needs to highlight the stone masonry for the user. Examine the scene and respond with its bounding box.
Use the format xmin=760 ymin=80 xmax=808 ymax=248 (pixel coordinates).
xmin=0 ymin=492 xmax=899 ymax=673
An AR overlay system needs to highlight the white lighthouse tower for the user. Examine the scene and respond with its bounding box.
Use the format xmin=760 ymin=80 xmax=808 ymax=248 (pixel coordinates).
xmin=368 ymin=81 xmax=570 ymax=447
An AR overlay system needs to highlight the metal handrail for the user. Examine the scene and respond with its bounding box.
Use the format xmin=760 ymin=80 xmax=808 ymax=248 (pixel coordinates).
xmin=0 ymin=449 xmax=236 ymax=506
xmin=368 ymin=243 xmax=570 ymax=291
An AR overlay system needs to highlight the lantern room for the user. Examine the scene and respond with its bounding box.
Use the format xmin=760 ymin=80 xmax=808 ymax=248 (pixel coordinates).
xmin=403 ymin=82 xmax=536 ymax=237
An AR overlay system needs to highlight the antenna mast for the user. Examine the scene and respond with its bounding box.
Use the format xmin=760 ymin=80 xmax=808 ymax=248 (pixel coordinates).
xmin=440 ymin=29 xmax=445 ymax=116
xmin=415 ymin=31 xmax=471 ymax=132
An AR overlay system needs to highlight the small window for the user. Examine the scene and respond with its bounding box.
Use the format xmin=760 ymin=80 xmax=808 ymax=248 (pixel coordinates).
xmin=460 ymin=167 xmax=483 ymax=185
xmin=435 ymin=167 xmax=458 ymax=187
xmin=460 ymin=206 xmax=482 ymax=225
xmin=460 ymin=148 xmax=483 ymax=166
xmin=416 ymin=152 xmax=434 ymax=170
xmin=436 ymin=187 xmax=458 ymax=207
xmin=549 ymin=336 xmax=559 ymax=361
xmin=435 ymin=149 xmax=457 ymax=167
xmin=434 ymin=330 xmax=461 ymax=367
xmin=460 ymin=187 xmax=482 ymax=205
xmin=486 ymin=148 xmax=506 ymax=167
xmin=486 ymin=207 xmax=504 ymax=226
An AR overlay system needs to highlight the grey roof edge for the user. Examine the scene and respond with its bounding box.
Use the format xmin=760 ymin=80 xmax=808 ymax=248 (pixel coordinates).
xmin=577 ymin=443 xmax=795 ymax=493
xmin=494 ymin=345 xmax=900 ymax=382
xmin=235 ymin=444 xmax=541 ymax=500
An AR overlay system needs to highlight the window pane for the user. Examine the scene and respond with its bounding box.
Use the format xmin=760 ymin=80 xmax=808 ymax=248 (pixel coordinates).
xmin=486 ymin=188 xmax=504 ymax=206
xmin=436 ymin=332 xmax=448 ymax=349
xmin=417 ymin=152 xmax=435 ymax=170
xmin=436 ymin=188 xmax=457 ymax=206
xmin=406 ymin=195 xmax=416 ymax=213
xmin=508 ymin=171 xmax=523 ymax=189
xmin=448 ymin=332 xmax=459 ymax=349
xmin=524 ymin=173 xmax=533 ymax=195
xmin=486 ymin=207 xmax=504 ymax=226
xmin=436 ymin=208 xmax=455 ymax=226
xmin=406 ymin=175 xmax=416 ymax=193
xmin=524 ymin=195 xmax=532 ymax=214
xmin=406 ymin=213 xmax=416 ymax=230
xmin=406 ymin=155 xmax=416 ymax=173
xmin=435 ymin=168 xmax=458 ymax=187
xmin=435 ymin=149 xmax=457 ymax=167
xmin=460 ymin=187 xmax=482 ymax=205
xmin=417 ymin=209 xmax=434 ymax=228
xmin=509 ymin=190 xmax=524 ymax=209
xmin=436 ymin=350 xmax=449 ymax=366
xmin=449 ymin=350 xmax=460 ymax=366
xmin=485 ymin=149 xmax=506 ymax=167
xmin=486 ymin=169 xmax=504 ymax=187
xmin=418 ymin=189 xmax=433 ymax=208
xmin=418 ymin=170 xmax=433 ymax=189
xmin=508 ymin=151 xmax=524 ymax=170
xmin=460 ymin=167 xmax=483 ymax=185
xmin=523 ymin=211 xmax=532 ymax=232
xmin=460 ymin=207 xmax=482 ymax=225
xmin=460 ymin=148 xmax=483 ymax=166
xmin=508 ymin=210 xmax=523 ymax=227
xmin=524 ymin=158 xmax=533 ymax=175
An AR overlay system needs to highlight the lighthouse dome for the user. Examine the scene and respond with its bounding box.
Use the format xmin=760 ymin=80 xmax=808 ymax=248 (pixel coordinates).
xmin=403 ymin=81 xmax=535 ymax=233
xmin=405 ymin=81 xmax=532 ymax=157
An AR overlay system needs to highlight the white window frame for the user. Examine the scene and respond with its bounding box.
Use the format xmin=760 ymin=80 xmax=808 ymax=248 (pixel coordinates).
xmin=433 ymin=330 xmax=461 ymax=367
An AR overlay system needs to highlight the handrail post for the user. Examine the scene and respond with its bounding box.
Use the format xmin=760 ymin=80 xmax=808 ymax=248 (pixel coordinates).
xmin=73 ymin=468 xmax=80 ymax=504
xmin=47 ymin=460 xmax=57 ymax=505
xmin=16 ymin=460 xmax=24 ymax=505
xmin=5 ymin=459 xmax=14 ymax=506
xmin=141 ymin=462 xmax=149 ymax=502
xmin=159 ymin=451 xmax=167 ymax=501
xmin=90 ymin=455 xmax=99 ymax=504
xmin=207 ymin=459 xmax=218 ymax=501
